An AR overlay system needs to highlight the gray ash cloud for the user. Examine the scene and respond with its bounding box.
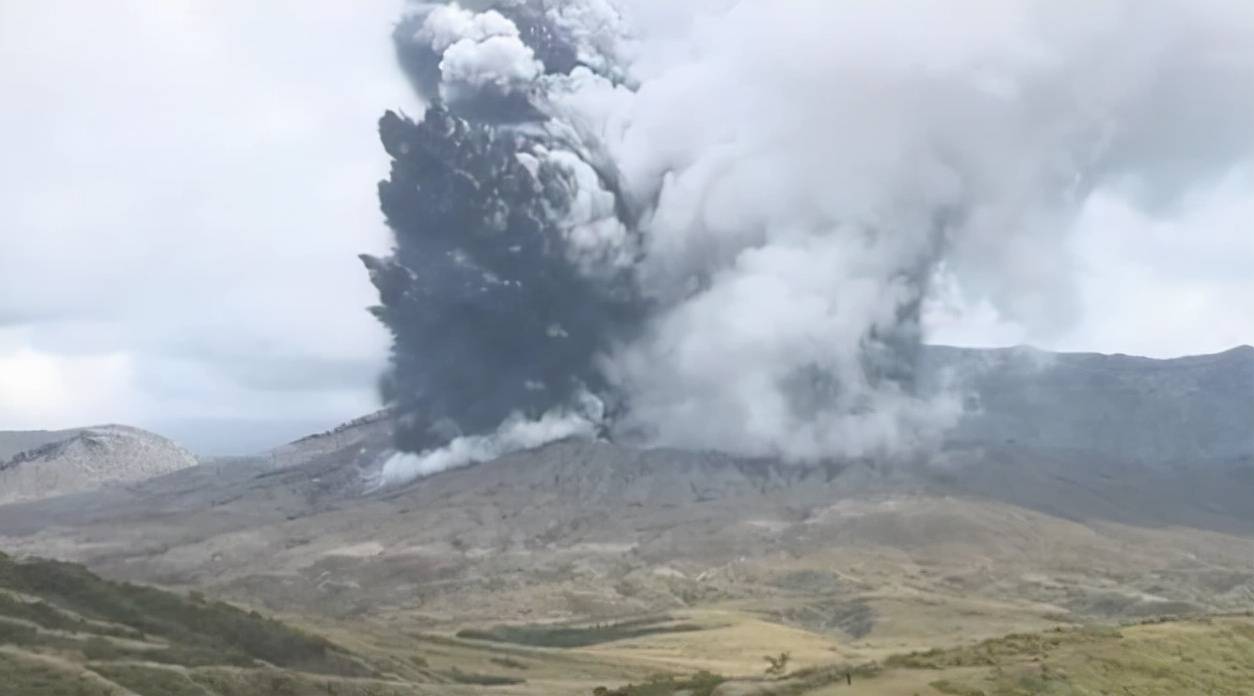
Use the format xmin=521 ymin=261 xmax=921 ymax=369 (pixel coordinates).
xmin=363 ymin=1 xmax=640 ymax=453
xmin=365 ymin=1 xmax=1254 ymax=478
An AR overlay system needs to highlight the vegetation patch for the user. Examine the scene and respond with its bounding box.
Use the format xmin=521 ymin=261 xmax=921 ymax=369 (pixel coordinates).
xmin=0 ymin=551 xmax=368 ymax=676
xmin=444 ymin=666 xmax=526 ymax=685
xmin=0 ymin=592 xmax=104 ymax=635
xmin=592 ymin=671 xmax=725 ymax=696
xmin=0 ymin=652 xmax=117 ymax=696
xmin=489 ymin=655 xmax=530 ymax=670
xmin=457 ymin=615 xmax=704 ymax=648
xmin=90 ymin=664 xmax=210 ymax=696
xmin=188 ymin=669 xmax=422 ymax=696
xmin=768 ymin=598 xmax=875 ymax=639
xmin=0 ymin=617 xmax=92 ymax=652
xmin=885 ymin=625 xmax=1120 ymax=670
xmin=889 ymin=617 xmax=1254 ymax=695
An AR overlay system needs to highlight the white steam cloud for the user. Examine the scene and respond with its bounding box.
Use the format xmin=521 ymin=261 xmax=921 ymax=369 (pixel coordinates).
xmin=379 ymin=393 xmax=604 ymax=485
xmin=418 ymin=5 xmax=544 ymax=97
xmin=383 ymin=0 xmax=1254 ymax=481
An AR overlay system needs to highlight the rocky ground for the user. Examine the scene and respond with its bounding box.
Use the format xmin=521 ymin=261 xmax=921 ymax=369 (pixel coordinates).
xmin=0 ymin=425 xmax=198 ymax=506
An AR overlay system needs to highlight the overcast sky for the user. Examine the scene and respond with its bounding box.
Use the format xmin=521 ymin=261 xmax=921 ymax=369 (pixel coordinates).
xmin=1 ymin=1 xmax=1252 ymax=454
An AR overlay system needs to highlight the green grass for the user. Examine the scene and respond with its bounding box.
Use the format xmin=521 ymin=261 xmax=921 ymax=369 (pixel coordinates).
xmin=457 ymin=615 xmax=705 ymax=648
xmin=187 ymin=669 xmax=421 ymax=696
xmin=0 ymin=652 xmax=117 ymax=696
xmin=0 ymin=593 xmax=98 ymax=634
xmin=886 ymin=617 xmax=1254 ymax=695
xmin=489 ymin=655 xmax=530 ymax=670
xmin=82 ymin=637 xmax=255 ymax=669
xmin=444 ymin=666 xmax=526 ymax=685
xmin=0 ymin=616 xmax=94 ymax=653
xmin=592 ymin=671 xmax=725 ymax=696
xmin=0 ymin=618 xmax=40 ymax=644
xmin=89 ymin=664 xmax=210 ymax=696
xmin=885 ymin=625 xmax=1121 ymax=670
xmin=0 ymin=551 xmax=367 ymax=676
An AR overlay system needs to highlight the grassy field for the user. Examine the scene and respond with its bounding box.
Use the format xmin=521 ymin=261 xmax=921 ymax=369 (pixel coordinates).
xmin=1 ymin=550 xmax=1251 ymax=695
xmin=892 ymin=615 xmax=1254 ymax=695
xmin=0 ymin=552 xmax=479 ymax=695
xmin=561 ymin=611 xmax=1254 ymax=696
xmin=608 ymin=614 xmax=1254 ymax=696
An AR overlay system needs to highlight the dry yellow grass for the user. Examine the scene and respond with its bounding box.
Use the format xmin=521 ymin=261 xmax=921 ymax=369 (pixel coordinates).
xmin=578 ymin=610 xmax=848 ymax=677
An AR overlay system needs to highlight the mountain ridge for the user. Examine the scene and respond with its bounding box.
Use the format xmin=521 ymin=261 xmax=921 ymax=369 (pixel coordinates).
xmin=0 ymin=425 xmax=198 ymax=506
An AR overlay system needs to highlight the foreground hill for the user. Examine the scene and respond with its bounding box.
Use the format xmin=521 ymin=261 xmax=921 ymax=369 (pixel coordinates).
xmin=2 ymin=549 xmax=1250 ymax=695
xmin=0 ymin=550 xmax=632 ymax=695
xmin=0 ymin=551 xmax=390 ymax=695
xmin=0 ymin=425 xmax=198 ymax=506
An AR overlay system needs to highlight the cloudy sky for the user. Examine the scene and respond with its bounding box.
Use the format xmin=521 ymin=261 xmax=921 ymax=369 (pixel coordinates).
xmin=0 ymin=1 xmax=414 ymax=452
xmin=2 ymin=1 xmax=1252 ymax=454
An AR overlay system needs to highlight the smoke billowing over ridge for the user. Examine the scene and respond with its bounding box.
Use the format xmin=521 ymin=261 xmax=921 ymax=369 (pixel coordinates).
xmin=365 ymin=0 xmax=1254 ymax=483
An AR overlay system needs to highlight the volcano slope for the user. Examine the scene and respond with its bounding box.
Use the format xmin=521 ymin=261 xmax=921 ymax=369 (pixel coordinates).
xmin=0 ymin=347 xmax=1251 ymax=693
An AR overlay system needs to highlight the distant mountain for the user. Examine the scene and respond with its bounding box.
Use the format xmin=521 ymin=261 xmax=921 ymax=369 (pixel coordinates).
xmin=928 ymin=344 xmax=1254 ymax=467
xmin=0 ymin=425 xmax=198 ymax=505
xmin=265 ymin=409 xmax=395 ymax=471
xmin=0 ymin=428 xmax=85 ymax=463
xmin=249 ymin=344 xmax=1254 ymax=474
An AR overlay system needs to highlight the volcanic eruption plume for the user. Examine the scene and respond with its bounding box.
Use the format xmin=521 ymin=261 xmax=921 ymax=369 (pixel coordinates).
xmin=365 ymin=0 xmax=1254 ymax=484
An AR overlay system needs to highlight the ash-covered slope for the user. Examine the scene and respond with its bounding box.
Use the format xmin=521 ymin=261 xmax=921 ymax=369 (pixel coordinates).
xmin=0 ymin=428 xmax=85 ymax=462
xmin=930 ymin=344 xmax=1254 ymax=467
xmin=265 ymin=410 xmax=395 ymax=471
xmin=3 ymin=346 xmax=1249 ymax=533
xmin=0 ymin=346 xmax=1251 ymax=637
xmin=3 ymin=436 xmax=1252 ymax=633
xmin=0 ymin=425 xmax=198 ymax=505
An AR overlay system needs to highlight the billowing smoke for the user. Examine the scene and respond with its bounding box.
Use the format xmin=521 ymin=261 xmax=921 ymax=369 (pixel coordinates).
xmin=364 ymin=1 xmax=641 ymax=462
xmin=367 ymin=0 xmax=1254 ymax=483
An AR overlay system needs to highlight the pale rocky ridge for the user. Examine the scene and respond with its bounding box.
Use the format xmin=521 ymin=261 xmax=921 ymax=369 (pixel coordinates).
xmin=0 ymin=428 xmax=84 ymax=462
xmin=0 ymin=424 xmax=198 ymax=505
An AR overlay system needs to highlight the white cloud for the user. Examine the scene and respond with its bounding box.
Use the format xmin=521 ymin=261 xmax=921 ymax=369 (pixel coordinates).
xmin=1058 ymin=169 xmax=1254 ymax=357
xmin=0 ymin=1 xmax=413 ymax=450
xmin=927 ymin=168 xmax=1254 ymax=357
xmin=0 ymin=329 xmax=139 ymax=429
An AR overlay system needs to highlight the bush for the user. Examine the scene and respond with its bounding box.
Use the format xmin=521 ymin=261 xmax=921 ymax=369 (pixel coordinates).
xmin=0 ymin=620 xmax=38 ymax=645
xmin=0 ymin=652 xmax=116 ymax=696
xmin=90 ymin=664 xmax=208 ymax=696
xmin=457 ymin=616 xmax=703 ymax=648
xmin=81 ymin=636 xmax=124 ymax=661
xmin=444 ymin=667 xmax=525 ymax=686
xmin=592 ymin=671 xmax=725 ymax=696
xmin=764 ymin=651 xmax=791 ymax=676
xmin=489 ymin=656 xmax=529 ymax=670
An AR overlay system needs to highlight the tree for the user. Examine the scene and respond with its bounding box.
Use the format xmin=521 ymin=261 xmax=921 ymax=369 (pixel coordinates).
xmin=764 ymin=652 xmax=791 ymax=676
